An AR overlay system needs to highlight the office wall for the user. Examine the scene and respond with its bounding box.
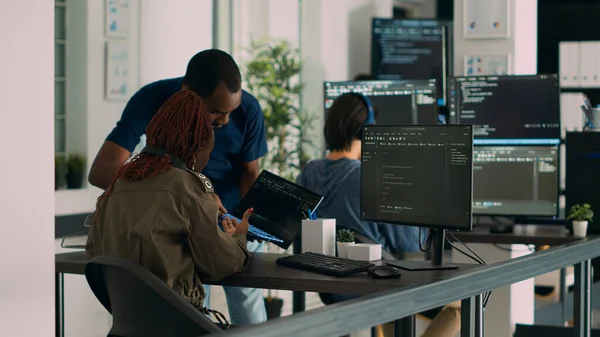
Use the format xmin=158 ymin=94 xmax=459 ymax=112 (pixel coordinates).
xmin=300 ymin=0 xmax=393 ymax=155
xmin=55 ymin=0 xmax=213 ymax=216
xmin=55 ymin=0 xmax=141 ymax=216
xmin=0 ymin=1 xmax=55 ymax=336
xmin=139 ymin=0 xmax=213 ymax=85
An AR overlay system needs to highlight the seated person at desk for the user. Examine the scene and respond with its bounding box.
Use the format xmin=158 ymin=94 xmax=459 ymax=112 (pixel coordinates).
xmin=86 ymin=90 xmax=252 ymax=326
xmin=296 ymin=93 xmax=460 ymax=337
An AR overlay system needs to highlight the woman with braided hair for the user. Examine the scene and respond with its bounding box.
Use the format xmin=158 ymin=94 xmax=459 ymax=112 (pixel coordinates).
xmin=86 ymin=90 xmax=252 ymax=327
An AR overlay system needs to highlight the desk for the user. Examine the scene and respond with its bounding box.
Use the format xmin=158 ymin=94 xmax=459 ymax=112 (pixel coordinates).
xmin=56 ymin=252 xmax=482 ymax=337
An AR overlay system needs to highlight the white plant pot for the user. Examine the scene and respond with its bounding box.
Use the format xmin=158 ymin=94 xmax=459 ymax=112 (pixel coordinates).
xmin=347 ymin=243 xmax=383 ymax=262
xmin=336 ymin=242 xmax=355 ymax=258
xmin=572 ymin=220 xmax=589 ymax=238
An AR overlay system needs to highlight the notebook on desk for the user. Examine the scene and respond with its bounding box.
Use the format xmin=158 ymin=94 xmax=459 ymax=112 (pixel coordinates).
xmin=227 ymin=170 xmax=324 ymax=250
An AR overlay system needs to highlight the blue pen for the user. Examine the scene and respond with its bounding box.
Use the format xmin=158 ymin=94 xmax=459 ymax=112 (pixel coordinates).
xmin=307 ymin=208 xmax=317 ymax=220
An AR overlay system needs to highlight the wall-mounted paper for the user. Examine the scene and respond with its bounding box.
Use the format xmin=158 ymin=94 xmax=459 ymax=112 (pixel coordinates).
xmin=463 ymin=0 xmax=510 ymax=39
xmin=105 ymin=41 xmax=129 ymax=101
xmin=464 ymin=55 xmax=511 ymax=76
xmin=105 ymin=0 xmax=130 ymax=38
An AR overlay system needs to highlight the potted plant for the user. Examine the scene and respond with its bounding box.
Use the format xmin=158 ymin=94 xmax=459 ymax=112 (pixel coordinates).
xmin=66 ymin=153 xmax=86 ymax=189
xmin=244 ymin=39 xmax=315 ymax=181
xmin=567 ymin=204 xmax=594 ymax=238
xmin=55 ymin=156 xmax=67 ymax=190
xmin=245 ymin=39 xmax=316 ymax=319
xmin=337 ymin=229 xmax=356 ymax=258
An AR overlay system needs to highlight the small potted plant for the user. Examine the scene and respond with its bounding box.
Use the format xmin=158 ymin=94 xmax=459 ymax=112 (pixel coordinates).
xmin=66 ymin=153 xmax=86 ymax=189
xmin=55 ymin=156 xmax=67 ymax=190
xmin=567 ymin=203 xmax=594 ymax=238
xmin=336 ymin=229 xmax=356 ymax=258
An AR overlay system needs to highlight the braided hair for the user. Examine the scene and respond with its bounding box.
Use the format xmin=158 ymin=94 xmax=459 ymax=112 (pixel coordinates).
xmin=97 ymin=90 xmax=212 ymax=208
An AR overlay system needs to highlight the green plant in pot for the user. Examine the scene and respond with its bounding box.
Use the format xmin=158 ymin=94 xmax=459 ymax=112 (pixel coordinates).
xmin=567 ymin=204 xmax=594 ymax=238
xmin=336 ymin=229 xmax=356 ymax=258
xmin=244 ymin=38 xmax=315 ymax=181
xmin=55 ymin=156 xmax=68 ymax=190
xmin=66 ymin=154 xmax=86 ymax=189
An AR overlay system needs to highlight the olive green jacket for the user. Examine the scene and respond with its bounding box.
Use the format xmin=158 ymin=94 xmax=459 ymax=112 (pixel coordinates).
xmin=86 ymin=167 xmax=249 ymax=309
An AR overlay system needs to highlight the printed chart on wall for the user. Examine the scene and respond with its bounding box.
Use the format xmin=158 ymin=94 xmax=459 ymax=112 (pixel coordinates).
xmin=464 ymin=55 xmax=511 ymax=76
xmin=463 ymin=0 xmax=510 ymax=39
xmin=105 ymin=0 xmax=130 ymax=38
xmin=105 ymin=41 xmax=129 ymax=101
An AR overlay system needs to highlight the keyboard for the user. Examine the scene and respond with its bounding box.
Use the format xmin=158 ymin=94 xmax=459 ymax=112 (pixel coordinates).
xmin=219 ymin=214 xmax=283 ymax=243
xmin=276 ymin=252 xmax=375 ymax=277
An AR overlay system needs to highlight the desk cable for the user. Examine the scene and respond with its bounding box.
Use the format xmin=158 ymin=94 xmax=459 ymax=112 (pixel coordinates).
xmin=445 ymin=231 xmax=492 ymax=308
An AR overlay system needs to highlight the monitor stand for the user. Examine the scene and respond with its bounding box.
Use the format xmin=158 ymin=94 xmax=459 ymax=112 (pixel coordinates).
xmin=386 ymin=229 xmax=459 ymax=271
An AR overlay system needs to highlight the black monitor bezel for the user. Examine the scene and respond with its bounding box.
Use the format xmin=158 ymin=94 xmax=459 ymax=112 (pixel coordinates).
xmin=470 ymin=144 xmax=561 ymax=218
xmin=359 ymin=124 xmax=474 ymax=231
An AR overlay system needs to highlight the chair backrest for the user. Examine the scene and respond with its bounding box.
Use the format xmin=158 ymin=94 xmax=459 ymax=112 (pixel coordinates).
xmin=85 ymin=255 xmax=222 ymax=337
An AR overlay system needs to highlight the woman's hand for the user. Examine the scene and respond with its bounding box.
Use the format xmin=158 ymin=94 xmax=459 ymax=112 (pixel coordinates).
xmin=234 ymin=208 xmax=253 ymax=236
xmin=222 ymin=217 xmax=236 ymax=235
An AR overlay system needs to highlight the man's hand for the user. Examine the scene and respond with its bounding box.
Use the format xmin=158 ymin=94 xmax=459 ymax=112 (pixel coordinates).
xmin=214 ymin=194 xmax=227 ymax=215
xmin=235 ymin=208 xmax=253 ymax=236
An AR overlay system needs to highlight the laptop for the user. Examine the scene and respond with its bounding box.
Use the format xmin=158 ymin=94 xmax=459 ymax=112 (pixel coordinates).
xmin=226 ymin=170 xmax=324 ymax=250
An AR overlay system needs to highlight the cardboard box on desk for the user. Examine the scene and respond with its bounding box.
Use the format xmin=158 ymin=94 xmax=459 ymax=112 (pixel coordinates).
xmin=347 ymin=243 xmax=382 ymax=261
xmin=301 ymin=219 xmax=336 ymax=256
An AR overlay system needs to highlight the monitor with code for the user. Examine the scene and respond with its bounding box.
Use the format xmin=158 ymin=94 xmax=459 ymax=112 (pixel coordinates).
xmin=371 ymin=18 xmax=452 ymax=106
xmin=324 ymin=80 xmax=438 ymax=125
xmin=361 ymin=125 xmax=473 ymax=230
xmin=448 ymin=75 xmax=560 ymax=143
xmin=472 ymin=146 xmax=559 ymax=217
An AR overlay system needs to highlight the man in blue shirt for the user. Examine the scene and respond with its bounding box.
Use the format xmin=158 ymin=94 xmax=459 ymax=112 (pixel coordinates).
xmin=88 ymin=49 xmax=268 ymax=325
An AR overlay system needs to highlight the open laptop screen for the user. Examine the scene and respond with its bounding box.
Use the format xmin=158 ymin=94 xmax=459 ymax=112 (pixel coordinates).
xmin=232 ymin=170 xmax=323 ymax=249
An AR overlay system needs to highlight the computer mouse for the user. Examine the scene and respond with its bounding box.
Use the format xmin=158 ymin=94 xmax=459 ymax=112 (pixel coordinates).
xmin=367 ymin=265 xmax=402 ymax=279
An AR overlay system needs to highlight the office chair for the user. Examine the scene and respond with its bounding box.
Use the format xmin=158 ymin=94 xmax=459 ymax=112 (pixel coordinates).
xmin=85 ymin=255 xmax=222 ymax=337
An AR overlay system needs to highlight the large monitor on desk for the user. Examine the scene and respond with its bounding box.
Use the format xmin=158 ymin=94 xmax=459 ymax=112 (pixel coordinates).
xmin=473 ymin=145 xmax=560 ymax=217
xmin=324 ymin=80 xmax=438 ymax=125
xmin=371 ymin=18 xmax=452 ymax=106
xmin=361 ymin=124 xmax=473 ymax=270
xmin=448 ymin=75 xmax=561 ymax=141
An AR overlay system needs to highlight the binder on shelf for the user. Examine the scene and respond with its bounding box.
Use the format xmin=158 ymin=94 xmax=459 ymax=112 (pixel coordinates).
xmin=559 ymin=92 xmax=586 ymax=190
xmin=580 ymin=41 xmax=600 ymax=88
xmin=559 ymin=42 xmax=581 ymax=88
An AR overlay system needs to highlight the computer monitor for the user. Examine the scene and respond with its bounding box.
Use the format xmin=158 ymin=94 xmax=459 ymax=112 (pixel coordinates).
xmin=361 ymin=125 xmax=473 ymax=270
xmin=371 ymin=18 xmax=452 ymax=106
xmin=324 ymin=80 xmax=438 ymax=125
xmin=232 ymin=170 xmax=324 ymax=249
xmin=448 ymin=75 xmax=561 ymax=142
xmin=566 ymin=132 xmax=600 ymax=233
xmin=472 ymin=145 xmax=560 ymax=217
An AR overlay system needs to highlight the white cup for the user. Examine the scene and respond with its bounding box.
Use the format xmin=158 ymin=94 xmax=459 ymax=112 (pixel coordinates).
xmin=572 ymin=221 xmax=588 ymax=238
